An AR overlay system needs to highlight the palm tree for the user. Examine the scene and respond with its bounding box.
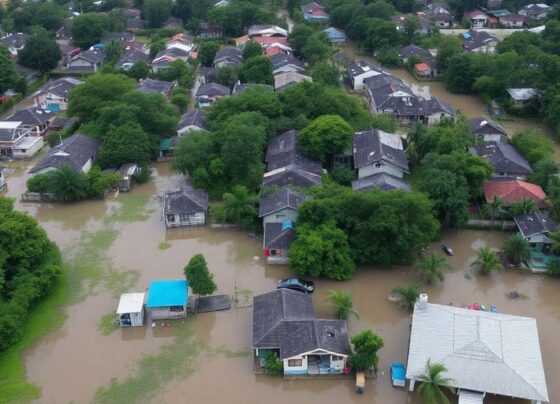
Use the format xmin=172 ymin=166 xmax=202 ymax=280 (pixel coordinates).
xmin=414 ymin=253 xmax=450 ymax=285
xmin=509 ymin=198 xmax=536 ymax=217
xmin=529 ymin=157 xmax=560 ymax=192
xmin=326 ymin=290 xmax=359 ymax=320
xmin=502 ymin=233 xmax=531 ymax=266
xmin=222 ymin=185 xmax=258 ymax=227
xmin=549 ymin=230 xmax=560 ymax=254
xmin=49 ymin=165 xmax=88 ymax=201
xmin=417 ymin=359 xmax=455 ymax=404
xmin=488 ymin=195 xmax=503 ymax=224
xmin=472 ymin=247 xmax=501 ymax=275
xmin=392 ymin=284 xmax=420 ymax=312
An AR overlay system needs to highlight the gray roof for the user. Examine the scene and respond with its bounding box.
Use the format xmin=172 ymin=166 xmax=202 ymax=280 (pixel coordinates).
xmin=506 ymin=88 xmax=537 ymax=101
xmin=0 ymin=33 xmax=29 ymax=48
xmin=0 ymin=123 xmax=30 ymax=142
xmin=163 ymin=187 xmax=209 ymax=215
xmin=232 ymin=82 xmax=273 ymax=94
xmin=154 ymin=47 xmax=190 ymax=61
xmin=263 ymin=222 xmax=296 ymax=250
xmin=425 ymin=96 xmax=454 ymax=115
xmin=34 ymin=77 xmax=84 ymax=98
xmin=265 ymin=130 xmax=323 ymax=174
xmin=103 ymin=32 xmax=135 ymax=43
xmin=213 ymin=46 xmax=243 ymax=66
xmin=351 ymin=172 xmax=412 ymax=192
xmin=126 ymin=18 xmax=145 ymax=29
xmin=6 ymin=108 xmax=56 ymax=126
xmin=347 ymin=60 xmax=386 ymax=79
xmin=398 ymin=44 xmax=433 ymax=61
xmin=258 ymin=188 xmax=308 ymax=217
xmin=253 ymin=289 xmax=350 ymax=359
xmin=520 ymin=3 xmax=550 ymax=18
xmin=514 ymin=211 xmax=557 ymax=238
xmin=137 ymin=78 xmax=173 ymax=95
xmin=270 ymin=53 xmax=305 ymax=72
xmin=118 ymin=49 xmax=149 ymax=66
xmin=177 ymin=108 xmax=208 ymax=131
xmin=196 ymin=82 xmax=230 ymax=97
xmin=29 ymin=134 xmax=100 ymax=173
xmin=470 ymin=142 xmax=532 ymax=176
xmin=199 ymin=66 xmax=216 ymax=80
xmin=469 ymin=117 xmax=507 ymax=136
xmin=407 ymin=302 xmax=548 ymax=402
xmin=68 ymin=49 xmax=105 ymax=64
xmin=463 ymin=30 xmax=499 ymax=52
xmin=352 ymin=130 xmax=409 ymax=171
xmin=274 ymin=71 xmax=312 ymax=90
xmin=262 ymin=164 xmax=322 ymax=188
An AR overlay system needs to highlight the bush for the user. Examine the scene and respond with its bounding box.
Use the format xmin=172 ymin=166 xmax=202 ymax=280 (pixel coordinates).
xmin=263 ymin=351 xmax=283 ymax=375
xmin=511 ymin=130 xmax=554 ymax=165
xmin=331 ymin=166 xmax=356 ymax=186
xmin=133 ymin=166 xmax=151 ymax=184
xmin=546 ymin=258 xmax=560 ymax=277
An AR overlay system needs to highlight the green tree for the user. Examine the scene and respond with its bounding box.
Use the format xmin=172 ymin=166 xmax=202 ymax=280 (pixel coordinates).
xmin=347 ymin=330 xmax=384 ymax=371
xmin=33 ymin=2 xmax=66 ymax=32
xmin=96 ymin=122 xmax=151 ymax=168
xmin=49 ymin=165 xmax=90 ymax=201
xmin=530 ymin=158 xmax=560 ymax=192
xmin=509 ymin=198 xmax=536 ymax=216
xmin=144 ymin=0 xmax=172 ymax=28
xmin=472 ymin=247 xmax=501 ymax=275
xmin=71 ymin=13 xmax=114 ymax=49
xmin=546 ymin=257 xmax=560 ymax=277
xmin=262 ymin=351 xmax=283 ymax=375
xmin=488 ymin=195 xmax=503 ymax=224
xmin=311 ymin=63 xmax=339 ymax=86
xmin=392 ymin=284 xmax=419 ymax=312
xmin=289 ymin=24 xmax=315 ymax=54
xmin=216 ymin=66 xmax=239 ymax=88
xmin=289 ymin=221 xmax=356 ymax=280
xmin=298 ymin=114 xmax=354 ymax=163
xmin=444 ymin=53 xmax=477 ymax=94
xmin=171 ymin=131 xmax=215 ymax=175
xmin=414 ymin=253 xmax=450 ymax=284
xmin=403 ymin=15 xmax=419 ymax=44
xmin=511 ymin=130 xmax=554 ymax=166
xmin=222 ymin=185 xmax=258 ymax=227
xmin=367 ymin=18 xmax=399 ymax=51
xmin=124 ymin=61 xmax=150 ymax=81
xmin=198 ymin=41 xmax=220 ymax=67
xmin=0 ymin=45 xmax=17 ymax=94
xmin=376 ymin=47 xmax=400 ymax=67
xmin=183 ymin=254 xmax=217 ymax=296
xmin=239 ymin=56 xmax=274 ymax=85
xmin=104 ymin=40 xmax=124 ymax=65
xmin=18 ymin=35 xmax=60 ymax=73
xmin=326 ymin=290 xmax=359 ymax=320
xmin=502 ymin=233 xmax=531 ymax=266
xmin=417 ymin=360 xmax=455 ymax=404
xmin=171 ymin=92 xmax=190 ymax=112
xmin=300 ymin=32 xmax=331 ymax=65
xmin=435 ymin=37 xmax=462 ymax=72
xmin=242 ymin=41 xmax=263 ymax=60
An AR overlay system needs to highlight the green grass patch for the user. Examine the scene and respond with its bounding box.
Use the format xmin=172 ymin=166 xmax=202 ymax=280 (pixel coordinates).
xmin=105 ymin=194 xmax=153 ymax=224
xmin=0 ymin=272 xmax=69 ymax=404
xmin=98 ymin=312 xmax=120 ymax=336
xmin=93 ymin=324 xmax=207 ymax=404
xmin=212 ymin=347 xmax=250 ymax=358
xmin=158 ymin=241 xmax=172 ymax=250
xmin=104 ymin=269 xmax=141 ymax=298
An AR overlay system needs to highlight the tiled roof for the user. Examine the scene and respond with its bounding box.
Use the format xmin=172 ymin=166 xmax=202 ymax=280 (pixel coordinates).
xmin=483 ymin=180 xmax=547 ymax=208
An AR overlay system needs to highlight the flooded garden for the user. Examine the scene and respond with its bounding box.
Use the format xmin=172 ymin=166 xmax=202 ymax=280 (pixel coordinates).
xmin=0 ymin=157 xmax=559 ymax=404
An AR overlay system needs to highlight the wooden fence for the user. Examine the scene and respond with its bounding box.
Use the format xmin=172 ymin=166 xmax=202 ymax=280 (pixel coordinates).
xmin=20 ymin=192 xmax=58 ymax=202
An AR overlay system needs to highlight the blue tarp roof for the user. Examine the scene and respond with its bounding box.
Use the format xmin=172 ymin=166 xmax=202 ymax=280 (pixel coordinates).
xmin=146 ymin=280 xmax=188 ymax=308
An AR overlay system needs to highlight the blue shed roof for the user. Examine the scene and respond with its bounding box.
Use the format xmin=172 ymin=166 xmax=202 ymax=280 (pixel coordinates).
xmin=323 ymin=27 xmax=347 ymax=39
xmin=146 ymin=280 xmax=188 ymax=308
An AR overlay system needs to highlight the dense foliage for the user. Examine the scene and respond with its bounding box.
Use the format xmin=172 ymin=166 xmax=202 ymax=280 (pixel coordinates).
xmin=18 ymin=35 xmax=60 ymax=73
xmin=183 ymin=254 xmax=217 ymax=296
xmin=298 ymin=115 xmax=354 ymax=164
xmin=0 ymin=198 xmax=62 ymax=352
xmin=347 ymin=330 xmax=384 ymax=371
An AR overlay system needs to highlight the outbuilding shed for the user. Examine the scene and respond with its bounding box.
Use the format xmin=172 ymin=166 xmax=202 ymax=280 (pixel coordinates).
xmin=116 ymin=292 xmax=145 ymax=327
xmin=146 ymin=280 xmax=189 ymax=320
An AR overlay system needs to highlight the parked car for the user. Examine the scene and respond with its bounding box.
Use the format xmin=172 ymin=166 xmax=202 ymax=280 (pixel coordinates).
xmin=441 ymin=244 xmax=454 ymax=256
xmin=391 ymin=362 xmax=406 ymax=387
xmin=276 ymin=278 xmax=315 ymax=294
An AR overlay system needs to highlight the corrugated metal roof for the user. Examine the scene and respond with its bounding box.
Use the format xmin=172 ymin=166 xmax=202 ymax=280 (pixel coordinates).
xmin=146 ymin=280 xmax=188 ymax=308
xmin=458 ymin=390 xmax=484 ymax=404
xmin=406 ymin=302 xmax=549 ymax=402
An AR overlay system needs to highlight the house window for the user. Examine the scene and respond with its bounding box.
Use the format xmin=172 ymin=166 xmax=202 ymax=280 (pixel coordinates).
xmin=374 ymin=163 xmax=383 ymax=168
xmin=275 ymin=214 xmax=286 ymax=219
xmin=288 ymin=359 xmax=302 ymax=367
xmin=331 ymin=355 xmax=344 ymax=361
xmin=180 ymin=213 xmax=190 ymax=221
xmin=167 ymin=214 xmax=175 ymax=222
xmin=170 ymin=306 xmax=184 ymax=312
xmin=270 ymin=249 xmax=279 ymax=256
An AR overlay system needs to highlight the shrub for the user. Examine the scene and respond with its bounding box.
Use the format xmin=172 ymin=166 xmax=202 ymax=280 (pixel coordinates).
xmin=263 ymin=351 xmax=283 ymax=375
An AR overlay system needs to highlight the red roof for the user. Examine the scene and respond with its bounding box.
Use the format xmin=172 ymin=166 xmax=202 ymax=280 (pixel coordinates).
xmin=190 ymin=51 xmax=198 ymax=59
xmin=253 ymin=36 xmax=288 ymax=45
xmin=265 ymin=46 xmax=284 ymax=57
xmin=415 ymin=62 xmax=431 ymax=72
xmin=310 ymin=7 xmax=328 ymax=16
xmin=483 ymin=180 xmax=548 ymax=208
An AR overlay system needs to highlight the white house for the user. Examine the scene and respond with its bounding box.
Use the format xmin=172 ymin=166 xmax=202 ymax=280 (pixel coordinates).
xmin=0 ymin=33 xmax=29 ymax=56
xmin=146 ymin=280 xmax=189 ymax=320
xmin=176 ymin=108 xmax=209 ymax=135
xmin=33 ymin=77 xmax=84 ymax=112
xmin=163 ymin=187 xmax=209 ymax=228
xmin=507 ymin=88 xmax=537 ymax=107
xmin=466 ymin=10 xmax=489 ymax=28
xmin=347 ymin=60 xmax=386 ymax=91
xmin=66 ymin=49 xmax=105 ymax=72
xmin=0 ymin=122 xmax=43 ymax=158
xmin=353 ymin=130 xmax=409 ymax=179
xmin=116 ymin=293 xmax=145 ymax=327
xmin=165 ymin=33 xmax=194 ymax=53
xmin=252 ymin=289 xmax=350 ymax=376
xmin=406 ymin=295 xmax=549 ymax=404
xmin=469 ymin=117 xmax=508 ymax=143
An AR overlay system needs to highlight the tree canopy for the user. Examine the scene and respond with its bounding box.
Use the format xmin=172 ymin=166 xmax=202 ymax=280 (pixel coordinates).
xmin=348 ymin=330 xmax=384 ymax=371
xmin=298 ymin=115 xmax=354 ymax=164
xmin=184 ymin=254 xmax=217 ymax=296
xmin=97 ymin=122 xmax=151 ymax=168
xmin=18 ymin=35 xmax=60 ymax=73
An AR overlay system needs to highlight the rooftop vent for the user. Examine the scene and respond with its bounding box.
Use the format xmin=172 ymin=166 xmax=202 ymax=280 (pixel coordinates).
xmin=326 ymin=331 xmax=335 ymax=338
xmin=418 ymin=293 xmax=428 ymax=309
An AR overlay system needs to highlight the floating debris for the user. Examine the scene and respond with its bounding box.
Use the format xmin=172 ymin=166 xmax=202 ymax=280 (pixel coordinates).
xmin=506 ymin=290 xmax=528 ymax=300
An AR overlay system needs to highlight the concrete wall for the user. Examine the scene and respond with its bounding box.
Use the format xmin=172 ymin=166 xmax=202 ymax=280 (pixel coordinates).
xmin=283 ymin=355 xmax=308 ymax=375
xmin=149 ymin=305 xmax=186 ymax=320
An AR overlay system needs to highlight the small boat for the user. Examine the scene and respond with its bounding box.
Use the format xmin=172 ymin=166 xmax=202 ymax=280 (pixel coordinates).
xmin=391 ymin=362 xmax=406 ymax=387
xmin=355 ymin=371 xmax=365 ymax=393
xmin=441 ymin=244 xmax=454 ymax=256
xmin=470 ymin=303 xmax=481 ymax=311
xmin=491 ymin=305 xmax=498 ymax=313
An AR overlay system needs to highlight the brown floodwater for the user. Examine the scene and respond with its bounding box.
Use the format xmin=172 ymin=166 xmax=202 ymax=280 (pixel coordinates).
xmin=2 ymin=158 xmax=559 ymax=404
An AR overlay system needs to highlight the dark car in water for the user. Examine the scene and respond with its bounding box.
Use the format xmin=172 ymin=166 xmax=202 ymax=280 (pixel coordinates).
xmin=276 ymin=278 xmax=315 ymax=294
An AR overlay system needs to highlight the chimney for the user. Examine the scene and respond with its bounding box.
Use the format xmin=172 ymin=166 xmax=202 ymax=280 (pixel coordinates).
xmin=418 ymin=293 xmax=428 ymax=309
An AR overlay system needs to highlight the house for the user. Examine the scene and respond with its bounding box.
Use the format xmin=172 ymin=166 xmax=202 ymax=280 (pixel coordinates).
xmin=163 ymin=187 xmax=209 ymax=227
xmin=353 ymin=130 xmax=409 ymax=179
xmin=33 ymin=77 xmax=84 ymax=112
xmin=215 ymin=0 xmax=230 ymax=7
xmin=0 ymin=33 xmax=30 ymax=56
xmin=323 ymin=27 xmax=347 ymax=43
xmin=514 ymin=211 xmax=558 ymax=272
xmin=136 ymin=78 xmax=174 ymax=99
xmin=146 ymin=280 xmax=189 ymax=320
xmin=263 ymin=223 xmax=294 ymax=263
xmin=484 ymin=179 xmax=548 ymax=209
xmin=103 ymin=32 xmax=135 ymax=45
xmin=166 ymin=33 xmax=194 ymax=53
xmin=519 ymin=3 xmax=550 ymax=20
xmin=466 ymin=10 xmax=489 ymax=28
xmin=248 ymin=25 xmax=288 ymax=38
xmin=116 ymin=292 xmax=145 ymax=327
xmin=252 ymin=289 xmax=350 ymax=374
xmin=365 ymin=74 xmax=422 ymax=123
xmin=29 ymin=133 xmax=100 ymax=174
xmin=398 ymin=44 xmax=437 ymax=76
xmin=5 ymin=108 xmax=56 ymax=137
xmin=196 ymin=82 xmax=230 ymax=108
xmin=126 ymin=18 xmax=145 ymax=31
xmin=259 ymin=188 xmax=308 ymax=226
xmin=49 ymin=116 xmax=78 ymax=132
xmin=265 ymin=129 xmax=323 ymax=174
xmin=0 ymin=122 xmax=43 ymax=158
xmin=424 ymin=2 xmax=453 ymax=27
xmin=108 ymin=163 xmax=140 ymax=192
xmin=262 ymin=164 xmax=323 ymax=189
xmin=118 ymin=49 xmax=149 ymax=71
xmin=58 ymin=44 xmax=81 ymax=65
xmin=151 ymin=47 xmax=190 ymax=72
xmin=414 ymin=62 xmax=432 ymax=78
xmin=470 ymin=142 xmax=532 ymax=180
xmin=406 ymin=295 xmax=549 ymax=403
xmin=469 ymin=117 xmax=508 ymax=143
xmin=424 ymin=97 xmax=455 ymax=124
xmin=346 ymin=60 xmax=386 ymax=91
xmin=213 ymin=46 xmax=243 ymax=68
xmin=301 ymin=2 xmax=329 ymax=22
xmin=177 ymin=108 xmax=209 ymax=135
xmin=198 ymin=67 xmax=217 ymax=84
xmin=265 ymin=46 xmax=286 ymax=58
xmin=234 ymin=35 xmax=250 ymax=48
xmin=352 ymin=172 xmax=412 ymax=192
xmin=231 ymin=82 xmax=273 ymax=94
xmin=66 ymin=49 xmax=105 ymax=72
xmin=253 ymin=36 xmax=292 ymax=52
xmin=507 ymin=88 xmax=537 ymax=107
xmin=197 ymin=22 xmax=223 ymax=38
xmin=274 ymin=71 xmax=312 ymax=91
xmin=462 ymin=30 xmax=500 ymax=53
xmin=499 ymin=13 xmax=525 ymax=27
xmin=15 ymin=64 xmax=40 ymax=85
